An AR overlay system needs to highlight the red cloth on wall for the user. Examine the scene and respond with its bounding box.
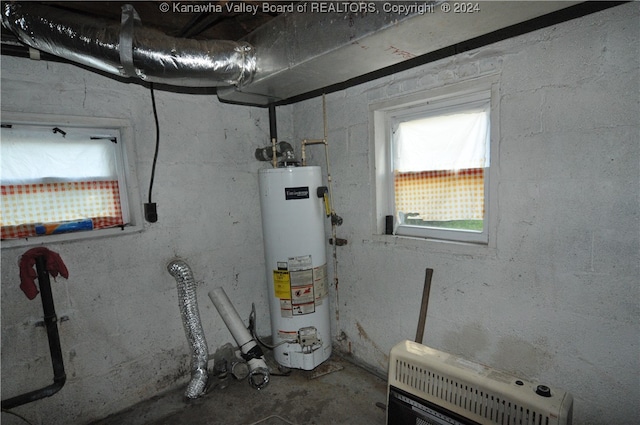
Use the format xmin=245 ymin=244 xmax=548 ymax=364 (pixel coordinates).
xmin=19 ymin=247 xmax=69 ymax=300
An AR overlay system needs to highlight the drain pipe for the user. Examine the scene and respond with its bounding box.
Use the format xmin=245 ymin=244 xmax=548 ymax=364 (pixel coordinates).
xmin=167 ymin=259 xmax=209 ymax=399
xmin=2 ymin=256 xmax=66 ymax=409
xmin=208 ymin=288 xmax=270 ymax=390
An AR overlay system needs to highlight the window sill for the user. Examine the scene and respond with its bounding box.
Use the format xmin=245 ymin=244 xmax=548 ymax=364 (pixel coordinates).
xmin=1 ymin=225 xmax=143 ymax=249
xmin=365 ymin=233 xmax=498 ymax=259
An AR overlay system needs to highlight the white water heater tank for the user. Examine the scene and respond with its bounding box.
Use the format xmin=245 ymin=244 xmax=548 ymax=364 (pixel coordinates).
xmin=258 ymin=166 xmax=332 ymax=370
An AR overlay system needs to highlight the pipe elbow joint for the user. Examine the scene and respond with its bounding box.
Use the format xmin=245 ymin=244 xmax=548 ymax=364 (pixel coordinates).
xmin=248 ymin=366 xmax=270 ymax=390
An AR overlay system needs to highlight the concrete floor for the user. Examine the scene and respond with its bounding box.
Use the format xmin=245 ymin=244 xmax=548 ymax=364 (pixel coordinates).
xmin=90 ymin=353 xmax=388 ymax=425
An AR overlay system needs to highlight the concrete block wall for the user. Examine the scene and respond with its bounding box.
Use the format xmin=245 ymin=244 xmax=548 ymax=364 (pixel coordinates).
xmin=0 ymin=58 xmax=276 ymax=424
xmin=1 ymin=3 xmax=638 ymax=425
xmin=291 ymin=4 xmax=639 ymax=424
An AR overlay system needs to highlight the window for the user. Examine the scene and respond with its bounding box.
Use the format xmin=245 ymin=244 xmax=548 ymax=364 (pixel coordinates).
xmin=372 ymin=77 xmax=498 ymax=244
xmin=1 ymin=115 xmax=142 ymax=244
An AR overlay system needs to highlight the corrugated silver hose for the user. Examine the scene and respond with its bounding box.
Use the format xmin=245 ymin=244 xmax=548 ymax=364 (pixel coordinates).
xmin=1 ymin=2 xmax=256 ymax=87
xmin=167 ymin=259 xmax=209 ymax=399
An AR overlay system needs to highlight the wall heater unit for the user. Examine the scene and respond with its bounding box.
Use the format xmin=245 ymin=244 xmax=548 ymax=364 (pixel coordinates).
xmin=387 ymin=340 xmax=573 ymax=425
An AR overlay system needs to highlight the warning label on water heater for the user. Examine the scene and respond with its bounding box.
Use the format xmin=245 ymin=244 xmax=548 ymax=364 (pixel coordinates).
xmin=273 ymin=270 xmax=291 ymax=300
xmin=288 ymin=255 xmax=313 ymax=271
xmin=291 ymin=268 xmax=315 ymax=315
xmin=273 ymin=256 xmax=328 ymax=318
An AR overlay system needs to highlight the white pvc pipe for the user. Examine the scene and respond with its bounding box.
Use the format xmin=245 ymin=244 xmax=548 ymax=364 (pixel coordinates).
xmin=208 ymin=287 xmax=270 ymax=389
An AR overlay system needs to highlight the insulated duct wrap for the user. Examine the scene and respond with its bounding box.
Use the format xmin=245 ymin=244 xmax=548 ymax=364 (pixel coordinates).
xmin=167 ymin=259 xmax=209 ymax=399
xmin=1 ymin=2 xmax=255 ymax=87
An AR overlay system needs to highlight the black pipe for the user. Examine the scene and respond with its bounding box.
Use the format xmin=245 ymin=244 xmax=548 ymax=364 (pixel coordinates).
xmin=268 ymin=104 xmax=277 ymax=142
xmin=1 ymin=256 xmax=67 ymax=410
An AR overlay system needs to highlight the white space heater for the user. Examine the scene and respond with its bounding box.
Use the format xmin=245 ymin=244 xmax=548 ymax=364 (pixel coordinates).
xmin=387 ymin=340 xmax=573 ymax=425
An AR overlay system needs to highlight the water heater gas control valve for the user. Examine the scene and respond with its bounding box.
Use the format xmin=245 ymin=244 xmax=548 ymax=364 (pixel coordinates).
xmin=298 ymin=326 xmax=321 ymax=349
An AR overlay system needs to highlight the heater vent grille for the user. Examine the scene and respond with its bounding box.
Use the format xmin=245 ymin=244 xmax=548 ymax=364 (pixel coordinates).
xmin=394 ymin=359 xmax=551 ymax=425
xmin=387 ymin=341 xmax=573 ymax=425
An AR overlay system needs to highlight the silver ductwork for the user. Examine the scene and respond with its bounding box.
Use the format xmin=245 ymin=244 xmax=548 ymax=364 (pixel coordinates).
xmin=1 ymin=2 xmax=255 ymax=87
xmin=1 ymin=1 xmax=603 ymax=105
xmin=217 ymin=1 xmax=581 ymax=105
xmin=167 ymin=259 xmax=209 ymax=399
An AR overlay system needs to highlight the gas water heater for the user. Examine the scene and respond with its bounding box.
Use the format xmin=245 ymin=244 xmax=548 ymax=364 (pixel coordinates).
xmin=258 ymin=166 xmax=332 ymax=370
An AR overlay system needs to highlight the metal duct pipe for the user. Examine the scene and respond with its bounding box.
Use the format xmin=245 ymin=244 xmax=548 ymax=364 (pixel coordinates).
xmin=1 ymin=3 xmax=255 ymax=87
xmin=208 ymin=287 xmax=270 ymax=390
xmin=167 ymin=259 xmax=209 ymax=399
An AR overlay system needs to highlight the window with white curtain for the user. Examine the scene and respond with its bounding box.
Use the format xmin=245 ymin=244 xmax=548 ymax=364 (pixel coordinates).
xmin=1 ymin=117 xmax=140 ymax=244
xmin=372 ymin=77 xmax=498 ymax=244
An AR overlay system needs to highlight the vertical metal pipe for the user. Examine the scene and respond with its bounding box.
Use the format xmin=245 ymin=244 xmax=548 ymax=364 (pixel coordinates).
xmin=415 ymin=268 xmax=433 ymax=344
xmin=269 ymin=103 xmax=277 ymax=168
xmin=268 ymin=104 xmax=278 ymax=143
xmin=37 ymin=256 xmax=66 ymax=388
xmin=1 ymin=256 xmax=66 ymax=409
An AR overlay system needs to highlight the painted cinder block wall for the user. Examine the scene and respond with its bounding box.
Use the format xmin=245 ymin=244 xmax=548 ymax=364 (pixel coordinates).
xmin=289 ymin=3 xmax=639 ymax=425
xmin=1 ymin=3 xmax=638 ymax=425
xmin=0 ymin=58 xmax=278 ymax=424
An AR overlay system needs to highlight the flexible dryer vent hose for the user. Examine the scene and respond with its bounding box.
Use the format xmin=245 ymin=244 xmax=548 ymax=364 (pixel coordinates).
xmin=167 ymin=259 xmax=209 ymax=399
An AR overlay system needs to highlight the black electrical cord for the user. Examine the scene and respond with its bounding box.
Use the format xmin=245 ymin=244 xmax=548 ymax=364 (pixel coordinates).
xmin=149 ymin=83 xmax=160 ymax=203
xmin=249 ymin=303 xmax=279 ymax=350
xmin=247 ymin=304 xmax=292 ymax=376
xmin=145 ymin=83 xmax=160 ymax=222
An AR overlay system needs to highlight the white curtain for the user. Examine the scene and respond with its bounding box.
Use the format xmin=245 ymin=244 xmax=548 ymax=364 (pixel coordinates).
xmin=393 ymin=105 xmax=490 ymax=172
xmin=1 ymin=126 xmax=118 ymax=184
xmin=1 ymin=125 xmax=124 ymax=238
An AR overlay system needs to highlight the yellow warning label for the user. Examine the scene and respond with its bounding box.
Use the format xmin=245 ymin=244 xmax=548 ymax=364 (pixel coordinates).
xmin=273 ymin=270 xmax=291 ymax=299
